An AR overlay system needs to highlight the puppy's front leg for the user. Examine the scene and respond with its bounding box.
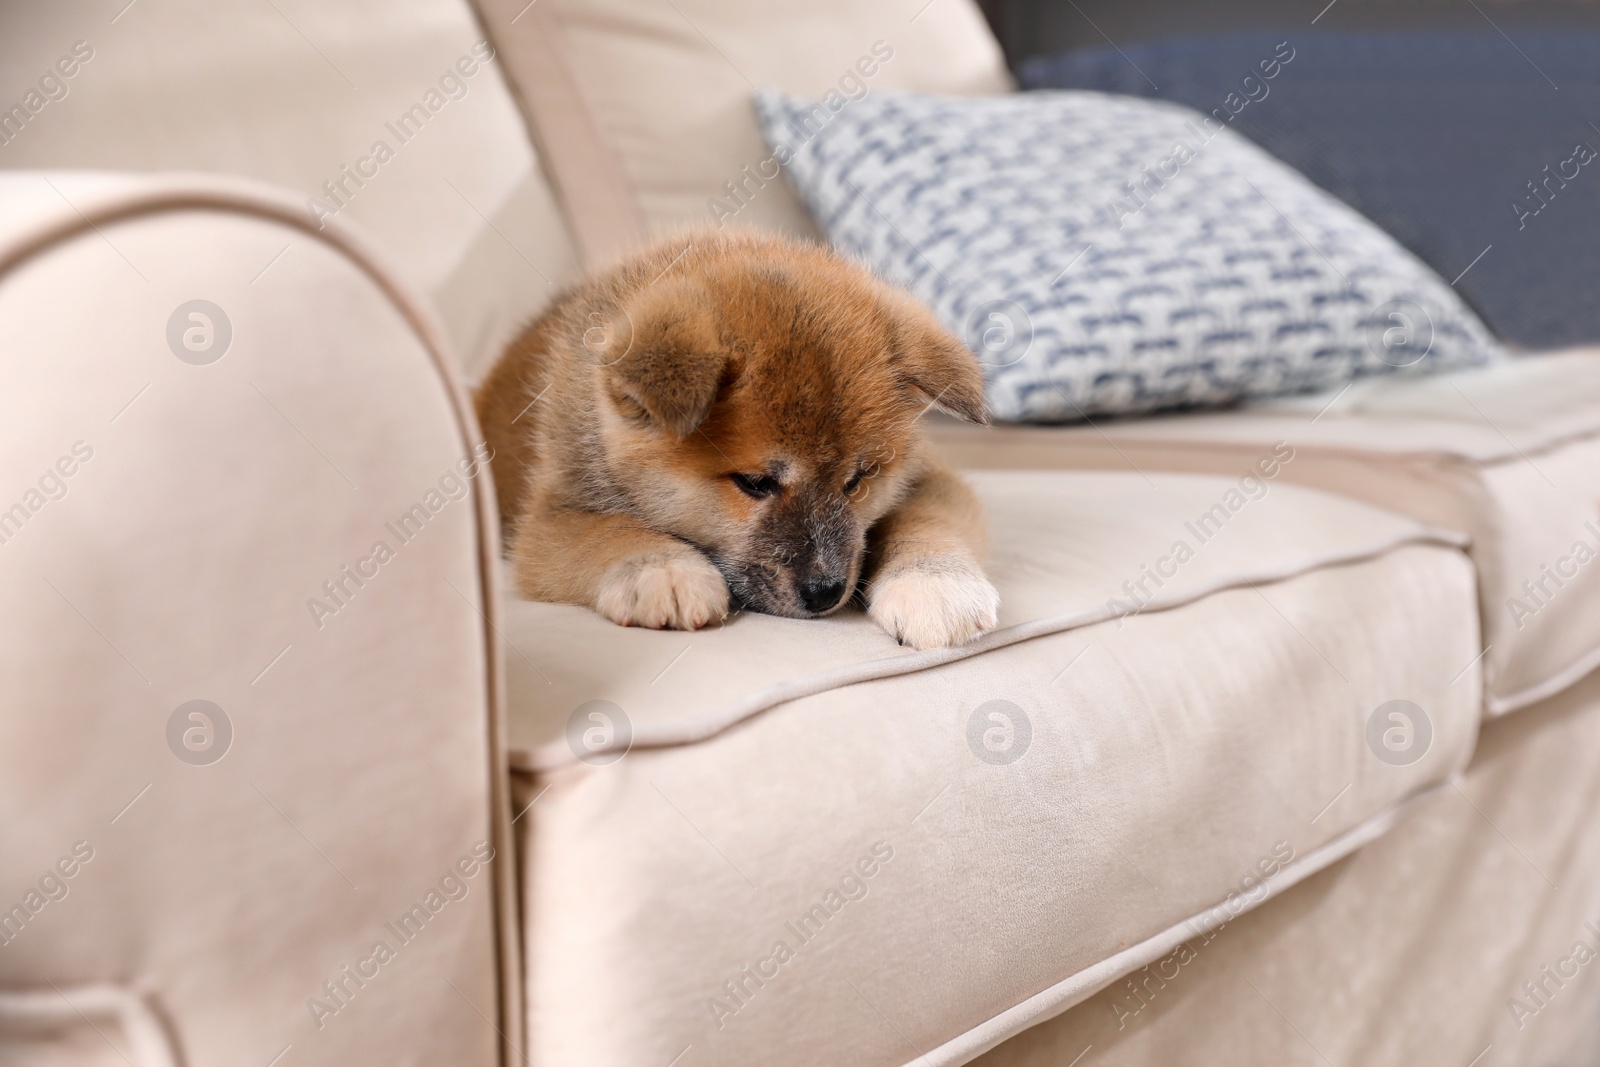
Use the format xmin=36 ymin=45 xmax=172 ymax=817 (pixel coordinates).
xmin=866 ymin=462 xmax=1000 ymax=649
xmin=511 ymin=505 xmax=729 ymax=630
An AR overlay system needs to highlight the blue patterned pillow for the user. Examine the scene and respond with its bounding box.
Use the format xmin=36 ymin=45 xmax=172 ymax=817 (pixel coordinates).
xmin=755 ymin=90 xmax=1507 ymax=423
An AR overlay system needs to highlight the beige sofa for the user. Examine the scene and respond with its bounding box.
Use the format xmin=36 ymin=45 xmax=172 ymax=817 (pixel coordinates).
xmin=4 ymin=3 xmax=1599 ymax=1065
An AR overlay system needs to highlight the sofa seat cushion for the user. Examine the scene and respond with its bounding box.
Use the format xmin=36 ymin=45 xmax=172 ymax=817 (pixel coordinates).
xmin=502 ymin=471 xmax=1480 ymax=1067
xmin=931 ymin=351 xmax=1600 ymax=717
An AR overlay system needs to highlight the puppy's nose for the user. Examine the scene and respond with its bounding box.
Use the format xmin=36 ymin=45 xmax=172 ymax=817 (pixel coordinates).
xmin=800 ymin=576 xmax=848 ymax=614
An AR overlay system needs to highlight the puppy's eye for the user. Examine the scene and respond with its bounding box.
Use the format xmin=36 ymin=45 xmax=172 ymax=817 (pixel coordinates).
xmin=843 ymin=469 xmax=867 ymax=495
xmin=730 ymin=472 xmax=780 ymax=499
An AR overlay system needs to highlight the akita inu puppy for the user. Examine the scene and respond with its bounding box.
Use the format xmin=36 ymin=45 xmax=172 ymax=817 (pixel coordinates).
xmin=475 ymin=232 xmax=999 ymax=649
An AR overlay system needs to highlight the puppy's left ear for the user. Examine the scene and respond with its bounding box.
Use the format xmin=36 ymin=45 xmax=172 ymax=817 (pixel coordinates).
xmin=879 ymin=287 xmax=989 ymax=425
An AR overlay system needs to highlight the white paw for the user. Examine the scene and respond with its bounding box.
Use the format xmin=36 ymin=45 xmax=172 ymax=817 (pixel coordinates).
xmin=868 ymin=558 xmax=1000 ymax=650
xmin=595 ymin=551 xmax=730 ymax=631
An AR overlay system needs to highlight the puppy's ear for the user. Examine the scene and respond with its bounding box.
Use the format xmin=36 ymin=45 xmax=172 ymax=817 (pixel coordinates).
xmin=879 ymin=287 xmax=989 ymax=425
xmin=601 ymin=278 xmax=730 ymax=438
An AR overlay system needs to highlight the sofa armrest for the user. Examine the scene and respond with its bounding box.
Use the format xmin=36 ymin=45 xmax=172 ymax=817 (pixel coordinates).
xmin=0 ymin=173 xmax=516 ymax=1066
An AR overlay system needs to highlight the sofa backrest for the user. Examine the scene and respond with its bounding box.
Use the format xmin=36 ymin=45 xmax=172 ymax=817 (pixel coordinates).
xmin=0 ymin=0 xmax=1013 ymax=378
xmin=0 ymin=0 xmax=579 ymax=382
xmin=476 ymin=0 xmax=1012 ymax=268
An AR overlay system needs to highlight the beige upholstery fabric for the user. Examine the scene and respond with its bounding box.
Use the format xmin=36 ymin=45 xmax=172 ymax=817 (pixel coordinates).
xmin=476 ymin=0 xmax=1012 ymax=266
xmin=0 ymin=172 xmax=514 ymax=1065
xmin=6 ymin=9 xmax=1588 ymax=1066
xmin=507 ymin=472 xmax=1482 ymax=1066
xmin=0 ymin=1 xmax=579 ymax=382
xmin=930 ymin=352 xmax=1600 ymax=718
xmin=974 ymin=670 xmax=1600 ymax=1067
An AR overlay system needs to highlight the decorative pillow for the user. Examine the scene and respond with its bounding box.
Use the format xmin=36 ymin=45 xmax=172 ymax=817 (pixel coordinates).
xmin=1021 ymin=31 xmax=1600 ymax=352
xmin=756 ymin=89 xmax=1508 ymax=423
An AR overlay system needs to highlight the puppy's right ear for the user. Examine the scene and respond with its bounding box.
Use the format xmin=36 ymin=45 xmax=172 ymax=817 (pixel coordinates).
xmin=597 ymin=278 xmax=730 ymax=439
xmin=878 ymin=286 xmax=989 ymax=425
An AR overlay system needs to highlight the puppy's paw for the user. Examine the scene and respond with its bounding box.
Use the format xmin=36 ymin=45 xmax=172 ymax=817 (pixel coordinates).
xmin=868 ymin=558 xmax=1000 ymax=650
xmin=595 ymin=550 xmax=730 ymax=631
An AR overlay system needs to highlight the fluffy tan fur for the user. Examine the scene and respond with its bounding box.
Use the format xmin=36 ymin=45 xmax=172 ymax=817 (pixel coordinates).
xmin=474 ymin=230 xmax=999 ymax=649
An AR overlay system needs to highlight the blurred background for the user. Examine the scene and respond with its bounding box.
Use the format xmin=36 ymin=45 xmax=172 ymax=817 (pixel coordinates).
xmin=972 ymin=0 xmax=1600 ymax=351
xmin=977 ymin=0 xmax=1600 ymax=61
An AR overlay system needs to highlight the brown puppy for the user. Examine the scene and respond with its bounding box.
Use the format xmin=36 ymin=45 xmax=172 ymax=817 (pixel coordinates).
xmin=474 ymin=231 xmax=999 ymax=649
